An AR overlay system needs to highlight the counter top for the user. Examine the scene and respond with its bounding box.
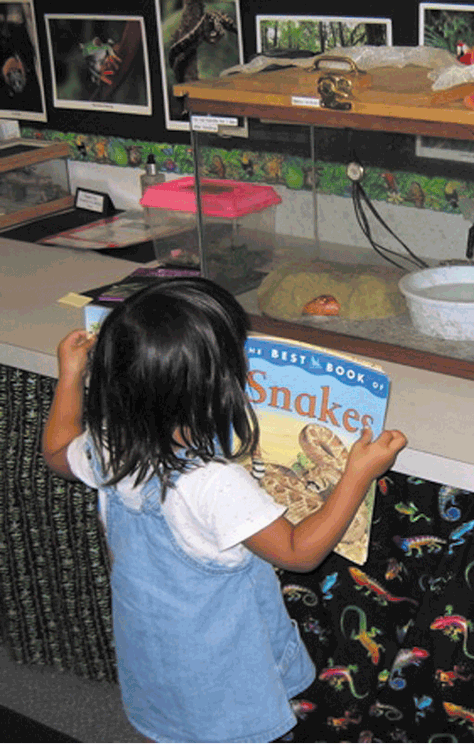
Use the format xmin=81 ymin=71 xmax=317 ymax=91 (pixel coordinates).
xmin=1 ymin=236 xmax=474 ymax=467
xmin=0 ymin=237 xmax=142 ymax=378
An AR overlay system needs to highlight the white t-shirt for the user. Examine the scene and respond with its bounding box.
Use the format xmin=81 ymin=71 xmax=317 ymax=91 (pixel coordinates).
xmin=67 ymin=432 xmax=286 ymax=567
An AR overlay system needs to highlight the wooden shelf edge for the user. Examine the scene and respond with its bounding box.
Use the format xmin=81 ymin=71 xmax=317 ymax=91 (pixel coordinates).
xmin=0 ymin=140 xmax=71 ymax=172
xmin=0 ymin=195 xmax=75 ymax=231
xmin=185 ymin=97 xmax=474 ymax=141
xmin=249 ymin=314 xmax=474 ymax=381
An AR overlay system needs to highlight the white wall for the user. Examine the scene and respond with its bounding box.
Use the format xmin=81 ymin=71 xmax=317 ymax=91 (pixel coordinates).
xmin=273 ymin=183 xmax=468 ymax=265
xmin=68 ymin=161 xmax=143 ymax=211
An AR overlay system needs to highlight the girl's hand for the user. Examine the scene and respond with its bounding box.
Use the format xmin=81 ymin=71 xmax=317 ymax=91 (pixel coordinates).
xmin=57 ymin=329 xmax=96 ymax=382
xmin=244 ymin=425 xmax=407 ymax=573
xmin=42 ymin=330 xmax=96 ymax=480
xmin=346 ymin=427 xmax=407 ymax=484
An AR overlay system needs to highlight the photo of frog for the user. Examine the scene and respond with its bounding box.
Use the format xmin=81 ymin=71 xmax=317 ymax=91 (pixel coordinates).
xmin=44 ymin=14 xmax=152 ymax=115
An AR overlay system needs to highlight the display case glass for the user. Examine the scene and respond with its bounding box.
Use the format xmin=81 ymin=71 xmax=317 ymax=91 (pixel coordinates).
xmin=186 ymin=112 xmax=474 ymax=375
xmin=0 ymin=139 xmax=73 ymax=230
xmin=189 ymin=121 xmax=318 ymax=295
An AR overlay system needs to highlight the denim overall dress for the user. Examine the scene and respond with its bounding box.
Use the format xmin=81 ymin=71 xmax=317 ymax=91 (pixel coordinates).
xmin=85 ymin=438 xmax=315 ymax=743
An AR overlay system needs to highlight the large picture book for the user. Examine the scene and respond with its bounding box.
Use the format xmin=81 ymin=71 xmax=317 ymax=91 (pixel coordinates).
xmin=244 ymin=334 xmax=391 ymax=565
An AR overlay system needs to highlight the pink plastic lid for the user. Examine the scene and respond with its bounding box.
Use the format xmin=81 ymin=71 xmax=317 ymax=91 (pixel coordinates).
xmin=140 ymin=176 xmax=281 ymax=218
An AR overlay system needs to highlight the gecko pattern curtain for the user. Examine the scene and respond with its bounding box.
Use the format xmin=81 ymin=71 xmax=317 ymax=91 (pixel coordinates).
xmin=2 ymin=363 xmax=474 ymax=741
xmin=0 ymin=364 xmax=117 ymax=682
xmin=281 ymin=471 xmax=474 ymax=743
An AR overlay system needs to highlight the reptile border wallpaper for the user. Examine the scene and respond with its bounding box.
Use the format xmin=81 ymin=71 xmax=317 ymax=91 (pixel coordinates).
xmin=21 ymin=126 xmax=474 ymax=222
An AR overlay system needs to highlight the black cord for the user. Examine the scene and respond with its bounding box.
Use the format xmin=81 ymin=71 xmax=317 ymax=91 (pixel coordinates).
xmin=352 ymin=181 xmax=429 ymax=271
xmin=353 ymin=182 xmax=427 ymax=269
xmin=467 ymin=224 xmax=474 ymax=259
xmin=357 ymin=183 xmax=429 ymax=267
xmin=352 ymin=184 xmax=413 ymax=270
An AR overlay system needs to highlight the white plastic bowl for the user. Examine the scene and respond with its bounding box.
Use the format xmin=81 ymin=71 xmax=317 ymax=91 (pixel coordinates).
xmin=398 ymin=265 xmax=474 ymax=340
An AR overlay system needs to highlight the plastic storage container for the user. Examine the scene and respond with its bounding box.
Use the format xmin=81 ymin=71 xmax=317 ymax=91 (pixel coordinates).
xmin=140 ymin=176 xmax=281 ymax=291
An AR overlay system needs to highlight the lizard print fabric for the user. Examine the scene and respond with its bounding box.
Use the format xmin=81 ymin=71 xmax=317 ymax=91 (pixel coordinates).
xmin=277 ymin=470 xmax=474 ymax=742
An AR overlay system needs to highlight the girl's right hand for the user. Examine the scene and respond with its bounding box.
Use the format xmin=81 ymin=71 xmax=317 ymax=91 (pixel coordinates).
xmin=346 ymin=427 xmax=407 ymax=484
xmin=57 ymin=329 xmax=96 ymax=382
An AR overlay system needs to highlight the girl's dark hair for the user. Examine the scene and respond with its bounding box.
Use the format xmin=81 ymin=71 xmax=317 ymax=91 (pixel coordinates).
xmin=86 ymin=277 xmax=259 ymax=493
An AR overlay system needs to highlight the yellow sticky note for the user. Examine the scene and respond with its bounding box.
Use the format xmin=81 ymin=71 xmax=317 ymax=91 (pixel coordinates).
xmin=57 ymin=292 xmax=92 ymax=308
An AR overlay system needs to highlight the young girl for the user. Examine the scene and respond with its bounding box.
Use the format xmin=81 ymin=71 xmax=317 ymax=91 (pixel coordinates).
xmin=42 ymin=277 xmax=406 ymax=743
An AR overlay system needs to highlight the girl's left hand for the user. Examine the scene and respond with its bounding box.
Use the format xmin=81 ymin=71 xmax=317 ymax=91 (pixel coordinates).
xmin=57 ymin=329 xmax=96 ymax=381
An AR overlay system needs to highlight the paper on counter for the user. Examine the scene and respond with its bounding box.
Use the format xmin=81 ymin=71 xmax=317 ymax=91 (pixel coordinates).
xmin=40 ymin=210 xmax=189 ymax=251
xmin=57 ymin=292 xmax=92 ymax=308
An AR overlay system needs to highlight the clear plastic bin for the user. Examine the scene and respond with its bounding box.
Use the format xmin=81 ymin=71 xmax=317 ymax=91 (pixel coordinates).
xmin=140 ymin=176 xmax=281 ymax=290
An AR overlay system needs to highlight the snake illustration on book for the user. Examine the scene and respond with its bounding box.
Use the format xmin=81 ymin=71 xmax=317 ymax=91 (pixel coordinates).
xmin=250 ymin=423 xmax=370 ymax=563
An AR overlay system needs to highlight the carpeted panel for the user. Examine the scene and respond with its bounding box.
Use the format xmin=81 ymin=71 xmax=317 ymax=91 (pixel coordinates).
xmin=0 ymin=363 xmax=117 ymax=682
xmin=0 ymin=704 xmax=80 ymax=742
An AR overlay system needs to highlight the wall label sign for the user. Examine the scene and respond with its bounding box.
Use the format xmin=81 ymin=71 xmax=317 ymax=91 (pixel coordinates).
xmin=191 ymin=115 xmax=239 ymax=132
xmin=291 ymin=96 xmax=321 ymax=108
xmin=75 ymin=188 xmax=114 ymax=215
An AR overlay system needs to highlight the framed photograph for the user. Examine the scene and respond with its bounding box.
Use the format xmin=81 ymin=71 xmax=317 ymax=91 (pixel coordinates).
xmin=155 ymin=0 xmax=246 ymax=133
xmin=0 ymin=0 xmax=46 ymax=121
xmin=418 ymin=3 xmax=474 ymax=162
xmin=256 ymin=14 xmax=392 ymax=55
xmin=44 ymin=14 xmax=152 ymax=116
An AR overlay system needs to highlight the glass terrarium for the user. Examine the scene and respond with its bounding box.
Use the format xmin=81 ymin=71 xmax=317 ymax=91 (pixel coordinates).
xmin=0 ymin=139 xmax=73 ymax=230
xmin=141 ymin=121 xmax=317 ymax=295
xmin=190 ymin=120 xmax=318 ymax=295
xmin=141 ymin=174 xmax=282 ymax=292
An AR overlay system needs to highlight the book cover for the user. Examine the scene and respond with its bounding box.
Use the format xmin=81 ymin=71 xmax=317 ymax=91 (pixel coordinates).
xmin=244 ymin=333 xmax=391 ymax=565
